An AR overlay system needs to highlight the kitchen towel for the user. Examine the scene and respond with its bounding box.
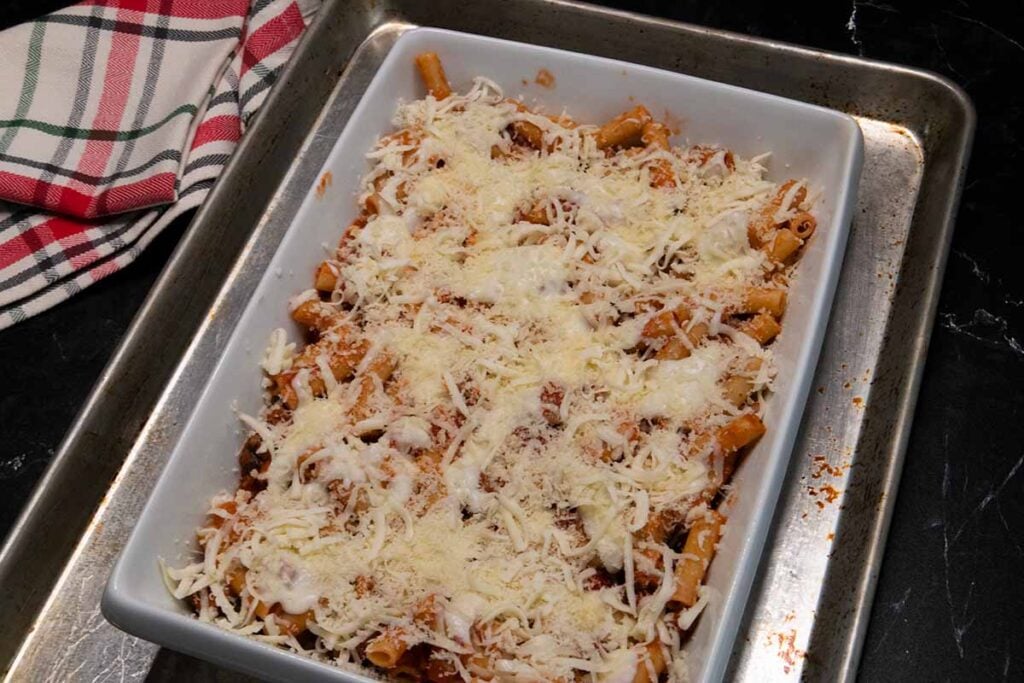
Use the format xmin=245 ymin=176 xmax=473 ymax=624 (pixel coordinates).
xmin=0 ymin=0 xmax=318 ymax=329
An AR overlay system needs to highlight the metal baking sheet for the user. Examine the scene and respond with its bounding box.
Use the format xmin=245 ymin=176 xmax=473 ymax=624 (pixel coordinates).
xmin=0 ymin=1 xmax=973 ymax=681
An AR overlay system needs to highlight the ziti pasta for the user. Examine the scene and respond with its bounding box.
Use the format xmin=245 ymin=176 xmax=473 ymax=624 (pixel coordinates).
xmin=165 ymin=52 xmax=819 ymax=682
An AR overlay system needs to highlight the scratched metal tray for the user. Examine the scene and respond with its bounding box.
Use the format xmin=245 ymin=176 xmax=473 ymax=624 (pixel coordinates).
xmin=0 ymin=1 xmax=973 ymax=681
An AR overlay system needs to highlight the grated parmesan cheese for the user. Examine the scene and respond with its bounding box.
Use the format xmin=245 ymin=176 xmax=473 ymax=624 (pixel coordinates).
xmin=168 ymin=73 xmax=818 ymax=682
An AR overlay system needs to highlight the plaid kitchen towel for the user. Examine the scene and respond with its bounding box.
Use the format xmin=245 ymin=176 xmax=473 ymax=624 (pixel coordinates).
xmin=0 ymin=0 xmax=319 ymax=330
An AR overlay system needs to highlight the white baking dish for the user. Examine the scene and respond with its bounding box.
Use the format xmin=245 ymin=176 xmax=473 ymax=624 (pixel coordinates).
xmin=102 ymin=27 xmax=862 ymax=682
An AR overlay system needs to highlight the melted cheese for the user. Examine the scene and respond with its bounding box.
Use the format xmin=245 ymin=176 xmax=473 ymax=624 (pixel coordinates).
xmin=632 ymin=343 xmax=733 ymax=421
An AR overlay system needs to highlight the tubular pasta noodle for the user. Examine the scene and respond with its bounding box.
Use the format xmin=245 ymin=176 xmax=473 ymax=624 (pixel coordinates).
xmin=671 ymin=510 xmax=725 ymax=607
xmin=414 ymin=52 xmax=452 ymax=99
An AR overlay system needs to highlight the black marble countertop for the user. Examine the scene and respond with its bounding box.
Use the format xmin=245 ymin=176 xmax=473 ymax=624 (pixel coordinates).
xmin=1 ymin=1 xmax=1021 ymax=680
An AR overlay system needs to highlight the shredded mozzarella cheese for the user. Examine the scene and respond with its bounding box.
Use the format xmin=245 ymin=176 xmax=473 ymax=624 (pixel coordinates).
xmin=168 ymin=74 xmax=817 ymax=683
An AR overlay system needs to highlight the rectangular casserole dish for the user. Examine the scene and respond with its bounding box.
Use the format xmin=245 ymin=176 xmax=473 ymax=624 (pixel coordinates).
xmin=102 ymin=27 xmax=863 ymax=683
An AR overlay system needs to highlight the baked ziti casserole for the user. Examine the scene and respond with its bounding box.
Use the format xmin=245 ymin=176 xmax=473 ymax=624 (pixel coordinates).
xmin=165 ymin=52 xmax=820 ymax=682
